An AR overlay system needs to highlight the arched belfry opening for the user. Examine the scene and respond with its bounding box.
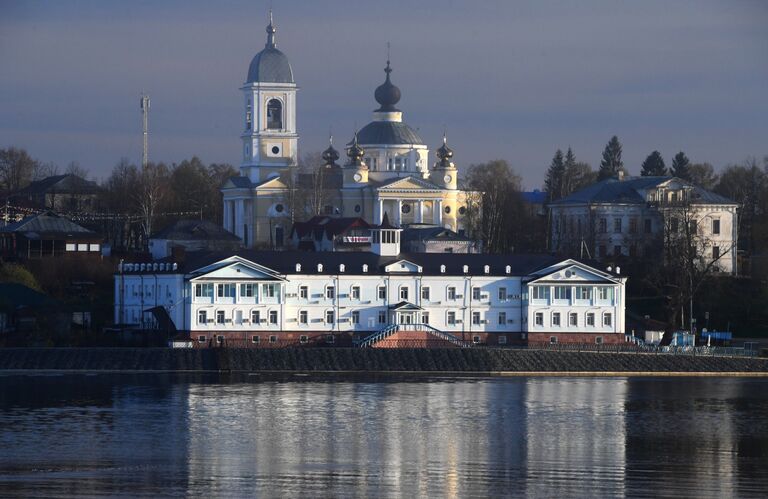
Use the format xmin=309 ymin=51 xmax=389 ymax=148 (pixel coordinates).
xmin=267 ymin=99 xmax=282 ymax=129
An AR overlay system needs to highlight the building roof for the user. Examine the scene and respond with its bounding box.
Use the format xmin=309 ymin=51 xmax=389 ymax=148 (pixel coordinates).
xmin=14 ymin=174 xmax=100 ymax=197
xmin=354 ymin=120 xmax=424 ymax=146
xmin=163 ymin=250 xmax=567 ymax=277
xmin=291 ymin=216 xmax=371 ymax=241
xmin=550 ymin=176 xmax=735 ymax=206
xmin=246 ymin=17 xmax=294 ymax=84
xmin=520 ymin=190 xmax=547 ymax=204
xmin=226 ymin=176 xmax=253 ymax=189
xmin=402 ymin=225 xmax=472 ymax=243
xmin=0 ymin=212 xmax=97 ymax=240
xmin=151 ymin=219 xmax=240 ymax=242
xmin=0 ymin=283 xmax=57 ymax=310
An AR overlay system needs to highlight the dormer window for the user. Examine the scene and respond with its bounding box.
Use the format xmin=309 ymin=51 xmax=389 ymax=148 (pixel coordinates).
xmin=317 ymin=263 xmax=323 ymax=272
xmin=463 ymin=265 xmax=469 ymax=273
xmin=505 ymin=265 xmax=511 ymax=274
xmin=484 ymin=265 xmax=490 ymax=274
xmin=339 ymin=264 xmax=345 ymax=273
xmin=266 ymin=99 xmax=282 ymax=129
xmin=362 ymin=264 xmax=369 ymax=273
xmin=440 ymin=265 xmax=446 ymax=273
xmin=295 ymin=263 xmax=301 ymax=272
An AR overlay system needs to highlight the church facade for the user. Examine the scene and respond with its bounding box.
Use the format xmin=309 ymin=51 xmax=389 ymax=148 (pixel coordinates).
xmin=221 ymin=15 xmax=479 ymax=248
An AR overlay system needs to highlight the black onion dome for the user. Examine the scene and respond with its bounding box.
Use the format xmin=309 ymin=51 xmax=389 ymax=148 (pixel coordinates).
xmin=346 ymin=132 xmax=365 ymax=166
xmin=374 ymin=60 xmax=401 ymax=112
xmin=246 ymin=14 xmax=294 ymax=83
xmin=322 ymin=136 xmax=340 ymax=168
xmin=436 ymin=134 xmax=455 ymax=168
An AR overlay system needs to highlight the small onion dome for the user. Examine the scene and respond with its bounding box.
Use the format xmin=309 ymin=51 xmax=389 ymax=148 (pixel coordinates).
xmin=322 ymin=136 xmax=340 ymax=168
xmin=346 ymin=132 xmax=365 ymax=167
xmin=435 ymin=134 xmax=455 ymax=168
xmin=374 ymin=60 xmax=401 ymax=112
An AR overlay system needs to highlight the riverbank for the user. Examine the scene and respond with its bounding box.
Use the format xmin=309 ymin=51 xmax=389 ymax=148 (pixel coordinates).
xmin=1 ymin=348 xmax=767 ymax=374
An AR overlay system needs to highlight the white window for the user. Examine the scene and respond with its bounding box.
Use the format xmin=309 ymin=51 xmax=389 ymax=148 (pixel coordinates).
xmin=77 ymin=243 xmax=88 ymax=251
xmin=447 ymin=287 xmax=457 ymax=300
xmin=216 ymin=310 xmax=225 ymax=324
xmin=299 ymin=310 xmax=308 ymax=324
xmin=421 ymin=287 xmax=430 ymax=300
xmin=498 ymin=287 xmax=507 ymax=301
xmin=535 ymin=312 xmax=544 ymax=326
xmin=400 ymin=287 xmax=409 ymax=300
xmin=195 ymin=283 xmax=214 ymax=298
xmin=712 ymin=219 xmax=721 ymax=235
xmin=251 ymin=310 xmax=261 ymax=324
xmin=472 ymin=287 xmax=481 ymax=300
xmin=262 ymin=284 xmax=277 ymax=298
xmin=554 ymin=286 xmax=571 ymax=300
xmin=89 ymin=244 xmax=100 ymax=252
xmin=326 ymin=286 xmax=335 ymax=299
xmin=552 ymin=312 xmax=561 ymax=326
xmin=217 ymin=283 xmax=236 ymax=298
xmin=447 ymin=311 xmax=456 ymax=325
xmin=603 ymin=313 xmax=612 ymax=326
xmin=251 ymin=335 xmax=260 ymax=344
xmin=197 ymin=310 xmax=207 ymax=324
xmin=378 ymin=286 xmax=387 ymax=300
xmin=595 ymin=336 xmax=604 ymax=345
xmin=299 ymin=286 xmax=308 ymax=299
xmin=472 ymin=335 xmax=481 ymax=344
xmin=472 ymin=312 xmax=481 ymax=325
xmin=578 ymin=287 xmax=591 ymax=300
xmin=351 ymin=286 xmax=360 ymax=299
xmin=326 ymin=310 xmax=335 ymax=324
xmin=300 ymin=335 xmax=309 ymax=344
xmin=586 ymin=313 xmax=595 ymax=326
xmin=198 ymin=335 xmax=206 ymax=343
xmin=422 ymin=312 xmax=429 ymax=324
xmin=66 ymin=243 xmax=76 ymax=251
xmin=550 ymin=336 xmax=558 ymax=344
xmin=240 ymin=283 xmax=255 ymax=297
xmin=269 ymin=310 xmax=278 ymax=324
xmin=269 ymin=335 xmax=277 ymax=343
xmin=498 ymin=312 xmax=506 ymax=326
xmin=532 ymin=286 xmax=549 ymax=300
xmin=569 ymin=313 xmax=578 ymax=326
xmin=351 ymin=311 xmax=360 ymax=325
xmin=597 ymin=287 xmax=613 ymax=301
xmin=378 ymin=311 xmax=386 ymax=324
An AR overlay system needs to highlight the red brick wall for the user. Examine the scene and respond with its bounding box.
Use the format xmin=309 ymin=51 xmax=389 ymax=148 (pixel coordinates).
xmin=527 ymin=332 xmax=628 ymax=345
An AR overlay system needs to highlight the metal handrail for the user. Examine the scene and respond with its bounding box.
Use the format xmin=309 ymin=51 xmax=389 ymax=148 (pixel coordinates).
xmin=356 ymin=323 xmax=471 ymax=348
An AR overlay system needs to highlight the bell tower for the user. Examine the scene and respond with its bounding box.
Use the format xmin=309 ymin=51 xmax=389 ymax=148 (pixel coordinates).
xmin=240 ymin=12 xmax=298 ymax=183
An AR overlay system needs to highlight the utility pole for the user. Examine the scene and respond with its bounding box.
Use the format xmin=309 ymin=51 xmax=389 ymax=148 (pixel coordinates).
xmin=140 ymin=94 xmax=150 ymax=170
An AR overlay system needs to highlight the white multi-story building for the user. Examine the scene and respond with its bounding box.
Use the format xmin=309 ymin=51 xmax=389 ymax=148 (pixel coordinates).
xmin=548 ymin=175 xmax=738 ymax=274
xmin=115 ymin=221 xmax=628 ymax=346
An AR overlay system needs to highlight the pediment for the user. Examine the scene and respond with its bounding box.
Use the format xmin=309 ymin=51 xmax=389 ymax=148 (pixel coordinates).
xmin=378 ymin=176 xmax=442 ymax=191
xmin=254 ymin=177 xmax=288 ymax=190
xmin=528 ymin=260 xmax=617 ymax=284
xmin=384 ymin=259 xmax=423 ymax=273
xmin=190 ymin=256 xmax=284 ymax=281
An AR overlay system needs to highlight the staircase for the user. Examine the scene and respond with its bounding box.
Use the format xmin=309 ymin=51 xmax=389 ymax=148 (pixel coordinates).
xmin=355 ymin=323 xmax=472 ymax=348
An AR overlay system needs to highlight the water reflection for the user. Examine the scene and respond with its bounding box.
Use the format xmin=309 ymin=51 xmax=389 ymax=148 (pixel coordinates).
xmin=1 ymin=374 xmax=767 ymax=498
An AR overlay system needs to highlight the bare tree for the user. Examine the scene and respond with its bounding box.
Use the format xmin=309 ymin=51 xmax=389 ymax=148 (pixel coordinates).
xmin=135 ymin=162 xmax=169 ymax=245
xmin=65 ymin=161 xmax=89 ymax=179
xmin=0 ymin=147 xmax=37 ymax=192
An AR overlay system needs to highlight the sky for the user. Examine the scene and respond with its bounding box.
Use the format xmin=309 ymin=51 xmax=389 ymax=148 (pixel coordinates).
xmin=1 ymin=0 xmax=766 ymax=189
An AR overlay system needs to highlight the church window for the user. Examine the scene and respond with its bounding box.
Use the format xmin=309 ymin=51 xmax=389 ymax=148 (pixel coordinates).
xmin=266 ymin=99 xmax=282 ymax=129
xmin=275 ymin=204 xmax=284 ymax=213
xmin=458 ymin=206 xmax=467 ymax=215
xmin=246 ymin=99 xmax=252 ymax=130
xmin=387 ymin=158 xmax=394 ymax=170
xmin=401 ymin=204 xmax=411 ymax=214
xmin=444 ymin=206 xmax=451 ymax=214
xmin=354 ymin=204 xmax=361 ymax=213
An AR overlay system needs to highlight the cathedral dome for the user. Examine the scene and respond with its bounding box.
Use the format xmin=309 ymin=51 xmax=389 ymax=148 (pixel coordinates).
xmin=246 ymin=14 xmax=294 ymax=84
xmin=354 ymin=121 xmax=424 ymax=146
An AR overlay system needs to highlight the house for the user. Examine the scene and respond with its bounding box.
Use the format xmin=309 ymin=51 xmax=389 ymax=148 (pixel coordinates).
xmin=401 ymin=224 xmax=479 ymax=253
xmin=0 ymin=283 xmax=68 ymax=340
xmin=0 ymin=212 xmax=102 ymax=260
xmin=548 ymin=176 xmax=738 ymax=274
xmin=289 ymin=216 xmax=372 ymax=252
xmin=149 ymin=219 xmax=242 ymax=260
xmin=10 ymin=174 xmax=101 ymax=213
xmin=115 ymin=218 xmax=628 ymax=347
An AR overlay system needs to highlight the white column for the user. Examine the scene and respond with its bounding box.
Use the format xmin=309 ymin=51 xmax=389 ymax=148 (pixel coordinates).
xmin=396 ymin=200 xmax=403 ymax=226
xmin=375 ymin=199 xmax=383 ymax=224
xmin=416 ymin=200 xmax=424 ymax=223
xmin=223 ymin=200 xmax=230 ymax=231
xmin=434 ymin=199 xmax=442 ymax=225
xmin=235 ymin=200 xmax=245 ymax=238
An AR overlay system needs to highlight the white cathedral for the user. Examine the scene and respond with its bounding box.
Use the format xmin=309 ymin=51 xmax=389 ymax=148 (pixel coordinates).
xmin=221 ymin=15 xmax=479 ymax=248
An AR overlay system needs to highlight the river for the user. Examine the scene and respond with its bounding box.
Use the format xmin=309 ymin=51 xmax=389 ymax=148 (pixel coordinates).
xmin=0 ymin=374 xmax=766 ymax=498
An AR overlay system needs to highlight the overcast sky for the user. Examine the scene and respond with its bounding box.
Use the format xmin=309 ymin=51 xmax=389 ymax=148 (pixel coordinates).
xmin=1 ymin=0 xmax=766 ymax=188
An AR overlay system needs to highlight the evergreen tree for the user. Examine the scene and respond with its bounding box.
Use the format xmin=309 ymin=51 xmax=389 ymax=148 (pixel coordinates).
xmin=544 ymin=149 xmax=565 ymax=201
xmin=598 ymin=135 xmax=625 ymax=180
xmin=671 ymin=151 xmax=691 ymax=180
xmin=640 ymin=150 xmax=667 ymax=176
xmin=562 ymin=147 xmax=577 ymax=196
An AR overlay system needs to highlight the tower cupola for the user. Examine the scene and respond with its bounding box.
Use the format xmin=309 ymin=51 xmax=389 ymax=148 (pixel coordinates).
xmin=430 ymin=133 xmax=458 ymax=190
xmin=371 ymin=212 xmax=402 ymax=256
xmin=322 ymin=135 xmax=340 ymax=168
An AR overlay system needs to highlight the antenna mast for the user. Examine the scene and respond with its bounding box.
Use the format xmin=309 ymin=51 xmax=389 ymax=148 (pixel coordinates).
xmin=140 ymin=94 xmax=150 ymax=170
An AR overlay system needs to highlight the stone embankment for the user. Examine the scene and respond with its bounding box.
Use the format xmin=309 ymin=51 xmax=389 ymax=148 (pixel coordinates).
xmin=0 ymin=348 xmax=767 ymax=374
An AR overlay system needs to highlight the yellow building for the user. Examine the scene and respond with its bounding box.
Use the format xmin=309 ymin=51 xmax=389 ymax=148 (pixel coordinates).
xmin=222 ymin=15 xmax=479 ymax=248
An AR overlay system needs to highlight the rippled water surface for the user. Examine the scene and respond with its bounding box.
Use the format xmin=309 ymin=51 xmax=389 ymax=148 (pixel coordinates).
xmin=1 ymin=374 xmax=767 ymax=498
